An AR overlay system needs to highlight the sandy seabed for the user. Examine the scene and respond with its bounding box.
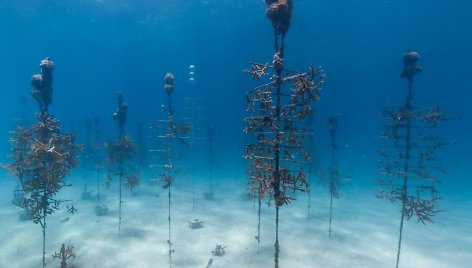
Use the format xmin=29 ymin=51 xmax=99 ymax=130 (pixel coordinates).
xmin=0 ymin=173 xmax=471 ymax=268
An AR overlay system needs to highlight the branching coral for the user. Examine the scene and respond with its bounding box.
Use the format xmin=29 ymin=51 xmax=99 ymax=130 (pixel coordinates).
xmin=52 ymin=243 xmax=75 ymax=268
xmin=211 ymin=244 xmax=227 ymax=257
xmin=7 ymin=113 xmax=79 ymax=226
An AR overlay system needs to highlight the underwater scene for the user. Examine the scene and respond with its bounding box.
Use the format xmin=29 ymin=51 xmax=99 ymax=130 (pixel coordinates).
xmin=0 ymin=1 xmax=471 ymax=267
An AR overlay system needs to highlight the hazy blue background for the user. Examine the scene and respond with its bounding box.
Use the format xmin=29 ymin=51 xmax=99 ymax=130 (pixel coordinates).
xmin=0 ymin=0 xmax=470 ymax=195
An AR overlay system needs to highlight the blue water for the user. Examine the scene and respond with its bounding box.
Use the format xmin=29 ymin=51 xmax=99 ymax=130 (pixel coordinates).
xmin=0 ymin=1 xmax=471 ymax=267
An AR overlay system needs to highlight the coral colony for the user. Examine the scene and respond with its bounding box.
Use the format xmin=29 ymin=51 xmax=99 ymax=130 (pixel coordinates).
xmin=52 ymin=244 xmax=76 ymax=268
xmin=211 ymin=244 xmax=227 ymax=257
xmin=377 ymin=51 xmax=454 ymax=268
xmin=157 ymin=72 xmax=191 ymax=268
xmin=244 ymin=1 xmax=324 ymax=267
xmin=106 ymin=92 xmax=140 ymax=233
xmin=5 ymin=58 xmax=80 ymax=268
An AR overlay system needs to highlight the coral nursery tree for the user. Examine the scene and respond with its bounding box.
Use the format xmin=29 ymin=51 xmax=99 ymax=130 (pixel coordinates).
xmin=93 ymin=116 xmax=103 ymax=202
xmin=244 ymin=1 xmax=324 ymax=267
xmin=5 ymin=57 xmax=80 ymax=268
xmin=377 ymin=51 xmax=454 ymax=268
xmin=320 ymin=116 xmax=348 ymax=237
xmin=106 ymin=92 xmax=140 ymax=233
xmin=157 ymin=73 xmax=191 ymax=268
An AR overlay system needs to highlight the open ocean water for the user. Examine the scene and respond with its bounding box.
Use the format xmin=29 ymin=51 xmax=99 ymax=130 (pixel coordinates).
xmin=0 ymin=1 xmax=471 ymax=267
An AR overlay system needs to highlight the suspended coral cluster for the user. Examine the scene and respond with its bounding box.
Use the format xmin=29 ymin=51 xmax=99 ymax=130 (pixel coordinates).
xmin=244 ymin=64 xmax=324 ymax=206
xmin=6 ymin=113 xmax=79 ymax=225
xmin=106 ymin=135 xmax=139 ymax=190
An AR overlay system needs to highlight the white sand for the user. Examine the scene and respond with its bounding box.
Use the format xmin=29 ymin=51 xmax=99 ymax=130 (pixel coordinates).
xmin=0 ymin=173 xmax=470 ymax=268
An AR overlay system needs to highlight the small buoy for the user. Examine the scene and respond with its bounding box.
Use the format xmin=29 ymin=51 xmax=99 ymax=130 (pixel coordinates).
xmin=188 ymin=65 xmax=196 ymax=84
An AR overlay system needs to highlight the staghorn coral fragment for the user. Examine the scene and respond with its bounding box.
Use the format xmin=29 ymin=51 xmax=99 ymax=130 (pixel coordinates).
xmin=212 ymin=244 xmax=227 ymax=257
